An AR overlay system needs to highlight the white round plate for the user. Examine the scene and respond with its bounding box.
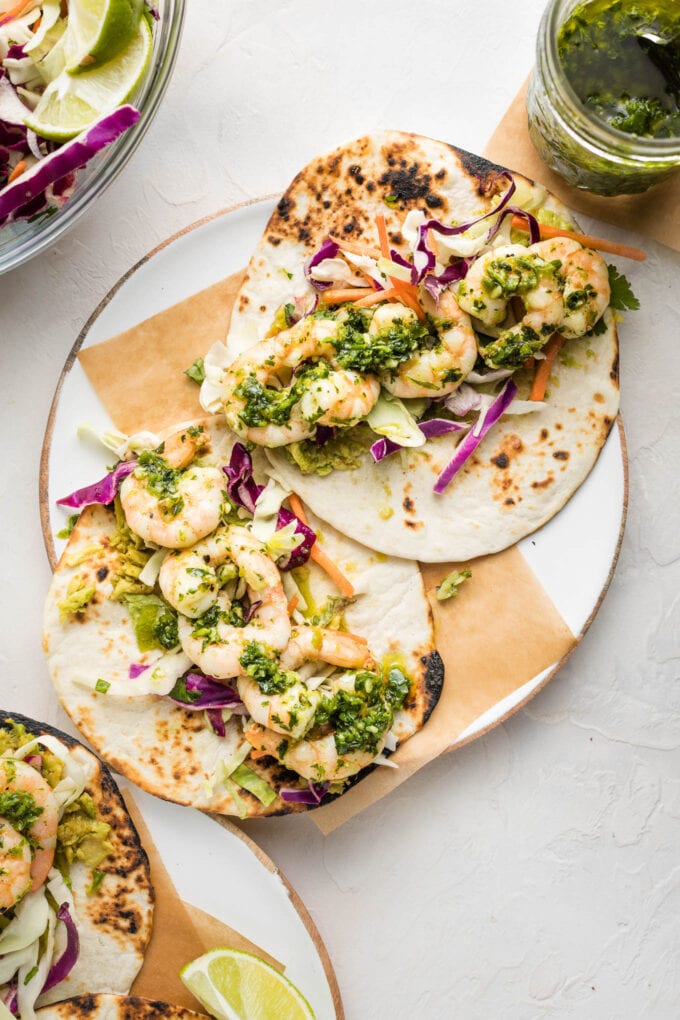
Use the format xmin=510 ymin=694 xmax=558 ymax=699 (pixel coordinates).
xmin=134 ymin=787 xmax=342 ymax=1019
xmin=40 ymin=197 xmax=627 ymax=754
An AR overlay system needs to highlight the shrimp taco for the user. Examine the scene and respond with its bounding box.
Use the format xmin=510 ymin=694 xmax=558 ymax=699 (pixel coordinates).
xmin=0 ymin=712 xmax=153 ymax=1016
xmin=36 ymin=994 xmax=206 ymax=1018
xmin=43 ymin=417 xmax=443 ymax=818
xmin=199 ymin=130 xmax=622 ymax=562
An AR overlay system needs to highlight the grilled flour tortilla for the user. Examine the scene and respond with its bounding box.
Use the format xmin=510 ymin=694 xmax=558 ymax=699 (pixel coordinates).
xmin=0 ymin=713 xmax=153 ymax=1011
xmin=37 ymin=994 xmax=207 ymax=1018
xmin=43 ymin=419 xmax=442 ymax=819
xmin=210 ymin=131 xmax=619 ymax=562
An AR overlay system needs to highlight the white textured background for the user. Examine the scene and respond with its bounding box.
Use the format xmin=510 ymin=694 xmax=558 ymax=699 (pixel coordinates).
xmin=1 ymin=1 xmax=679 ymax=1017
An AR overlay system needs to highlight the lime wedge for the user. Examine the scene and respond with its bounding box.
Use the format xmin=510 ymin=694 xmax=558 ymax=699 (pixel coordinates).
xmin=180 ymin=948 xmax=316 ymax=1020
xmin=66 ymin=0 xmax=144 ymax=72
xmin=25 ymin=17 xmax=151 ymax=141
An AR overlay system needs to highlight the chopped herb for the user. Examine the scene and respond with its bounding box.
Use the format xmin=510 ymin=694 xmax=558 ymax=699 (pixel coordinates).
xmin=332 ymin=307 xmax=431 ymax=374
xmin=239 ymin=641 xmax=295 ymax=695
xmin=607 ymin=265 xmax=640 ymax=311
xmin=23 ymin=965 xmax=39 ymax=985
xmin=0 ymin=787 xmax=43 ymax=839
xmin=436 ymin=568 xmax=472 ymax=601
xmin=87 ymin=868 xmax=106 ymax=895
xmin=184 ymin=358 xmax=206 ymax=384
xmin=94 ymin=679 xmax=110 ymax=694
xmin=383 ymin=193 xmax=399 ymax=207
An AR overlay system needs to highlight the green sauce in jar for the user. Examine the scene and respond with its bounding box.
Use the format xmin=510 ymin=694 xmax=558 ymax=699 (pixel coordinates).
xmin=558 ymin=0 xmax=680 ymax=139
xmin=528 ymin=0 xmax=680 ymax=194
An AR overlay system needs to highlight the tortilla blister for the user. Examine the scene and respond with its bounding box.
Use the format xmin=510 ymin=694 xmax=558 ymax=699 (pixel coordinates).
xmin=220 ymin=130 xmax=620 ymax=561
xmin=42 ymin=419 xmax=442 ymax=818
xmin=0 ymin=712 xmax=153 ymax=1008
xmin=36 ymin=993 xmax=207 ymax=1018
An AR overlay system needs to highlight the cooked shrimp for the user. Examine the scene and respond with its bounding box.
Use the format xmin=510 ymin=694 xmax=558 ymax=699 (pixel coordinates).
xmin=178 ymin=527 xmax=290 ymax=678
xmin=221 ymin=317 xmax=380 ymax=447
xmin=159 ymin=528 xmax=235 ymax=618
xmin=120 ymin=459 xmax=227 ymax=549
xmin=0 ymin=817 xmax=32 ymax=910
xmin=245 ymin=722 xmax=381 ymax=782
xmin=159 ymin=424 xmax=211 ymax=469
xmin=237 ymin=676 xmax=322 ymax=739
xmin=531 ymin=237 xmax=610 ymax=338
xmin=0 ymin=759 xmax=58 ymax=895
xmin=297 ymin=368 xmax=381 ymax=426
xmin=238 ymin=625 xmax=375 ymax=738
xmin=456 ymin=244 xmax=532 ymax=326
xmin=458 ymin=244 xmax=564 ymax=368
xmin=280 ymin=626 xmax=377 ymax=671
xmin=377 ymin=294 xmax=477 ymax=398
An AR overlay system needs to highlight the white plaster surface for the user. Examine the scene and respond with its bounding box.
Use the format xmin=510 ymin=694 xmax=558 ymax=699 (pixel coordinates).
xmin=1 ymin=1 xmax=679 ymax=1017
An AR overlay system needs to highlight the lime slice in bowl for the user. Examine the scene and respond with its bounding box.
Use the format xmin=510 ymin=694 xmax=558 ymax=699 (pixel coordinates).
xmin=180 ymin=948 xmax=316 ymax=1020
xmin=25 ymin=17 xmax=151 ymax=141
xmin=66 ymin=0 xmax=144 ymax=72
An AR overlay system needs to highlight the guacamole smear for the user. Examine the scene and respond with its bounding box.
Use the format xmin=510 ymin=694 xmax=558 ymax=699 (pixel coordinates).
xmin=285 ymin=424 xmax=375 ymax=476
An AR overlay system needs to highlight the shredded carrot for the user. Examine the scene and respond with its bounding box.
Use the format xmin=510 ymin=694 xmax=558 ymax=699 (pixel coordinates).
xmin=321 ymin=287 xmax=373 ymax=304
xmin=0 ymin=0 xmax=34 ymax=24
xmin=524 ymin=356 xmax=536 ymax=372
xmin=530 ymin=334 xmax=565 ymax=401
xmin=289 ymin=494 xmax=355 ymax=598
xmin=374 ymin=212 xmax=426 ymax=320
xmin=375 ymin=212 xmax=390 ymax=258
xmin=327 ymin=234 xmax=382 ymax=260
xmin=248 ymin=749 xmax=269 ymax=761
xmin=511 ymin=215 xmax=646 ymax=262
xmin=354 ymin=286 xmax=400 ymax=307
xmin=287 ymin=594 xmax=299 ymax=617
xmin=7 ymin=160 xmax=27 ymax=185
xmin=361 ymin=271 xmax=379 ymax=290
xmin=428 ymin=229 xmax=440 ymax=258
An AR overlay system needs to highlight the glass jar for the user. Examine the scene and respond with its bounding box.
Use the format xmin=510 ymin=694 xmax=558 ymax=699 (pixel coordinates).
xmin=527 ymin=0 xmax=680 ymax=195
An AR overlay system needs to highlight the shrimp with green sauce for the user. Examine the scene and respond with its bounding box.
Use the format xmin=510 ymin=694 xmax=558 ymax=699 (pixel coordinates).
xmin=119 ymin=427 xmax=227 ymax=549
xmin=177 ymin=527 xmax=290 ymax=679
xmin=0 ymin=758 xmax=58 ymax=905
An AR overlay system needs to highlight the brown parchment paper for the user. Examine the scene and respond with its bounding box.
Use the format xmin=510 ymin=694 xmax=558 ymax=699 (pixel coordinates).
xmin=485 ymin=76 xmax=680 ymax=252
xmin=78 ymin=274 xmax=578 ymax=832
xmin=78 ymin=273 xmax=246 ymax=434
xmin=123 ymin=790 xmax=280 ymax=1014
xmin=311 ymin=547 xmax=575 ymax=834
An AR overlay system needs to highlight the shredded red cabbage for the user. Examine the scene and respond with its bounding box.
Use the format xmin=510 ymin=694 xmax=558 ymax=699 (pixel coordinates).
xmin=280 ymin=781 xmax=330 ymax=805
xmin=25 ymin=754 xmax=43 ymax=771
xmin=223 ymin=444 xmax=316 ymax=570
xmin=41 ymin=903 xmax=80 ymax=994
xmin=370 ymin=419 xmax=468 ymax=462
xmin=433 ymin=379 xmax=517 ymax=494
xmin=169 ymin=672 xmax=244 ymax=712
xmin=304 ymin=238 xmax=340 ymax=291
xmin=56 ymin=459 xmax=136 ymax=509
xmin=486 ymin=204 xmax=540 ymax=246
xmin=422 ymin=259 xmax=471 ymax=302
xmin=413 ymin=172 xmax=517 ymax=284
xmin=0 ymin=106 xmax=140 ymax=226
xmin=243 ymin=600 xmax=262 ymax=625
xmin=2 ymin=982 xmax=17 ymax=1015
xmin=128 ymin=663 xmax=150 ymax=679
xmin=206 ymin=708 xmax=226 ymax=737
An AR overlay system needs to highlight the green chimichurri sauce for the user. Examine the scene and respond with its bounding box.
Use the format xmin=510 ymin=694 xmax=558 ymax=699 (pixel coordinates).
xmin=558 ymin=0 xmax=680 ymax=139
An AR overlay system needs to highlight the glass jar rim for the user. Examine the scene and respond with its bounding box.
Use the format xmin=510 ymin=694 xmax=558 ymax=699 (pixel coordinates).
xmin=540 ymin=0 xmax=680 ymax=159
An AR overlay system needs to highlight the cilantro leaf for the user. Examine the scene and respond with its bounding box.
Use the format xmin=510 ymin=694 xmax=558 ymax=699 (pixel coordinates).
xmin=607 ymin=265 xmax=640 ymax=312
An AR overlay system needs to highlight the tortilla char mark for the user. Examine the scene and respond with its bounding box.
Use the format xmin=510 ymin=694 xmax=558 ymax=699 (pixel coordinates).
xmin=263 ymin=132 xmax=514 ymax=252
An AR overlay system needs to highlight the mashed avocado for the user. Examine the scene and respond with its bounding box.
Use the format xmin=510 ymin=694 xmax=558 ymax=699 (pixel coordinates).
xmin=285 ymin=424 xmax=375 ymax=476
xmin=110 ymin=495 xmax=154 ymax=601
xmin=58 ymin=575 xmax=96 ymax=621
xmin=57 ymin=792 xmax=113 ymax=870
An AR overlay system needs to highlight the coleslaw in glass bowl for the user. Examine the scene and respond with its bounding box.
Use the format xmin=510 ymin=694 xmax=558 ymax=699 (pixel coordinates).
xmin=0 ymin=0 xmax=184 ymax=274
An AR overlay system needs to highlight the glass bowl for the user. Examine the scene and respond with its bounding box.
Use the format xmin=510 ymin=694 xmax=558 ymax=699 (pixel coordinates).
xmin=0 ymin=0 xmax=186 ymax=275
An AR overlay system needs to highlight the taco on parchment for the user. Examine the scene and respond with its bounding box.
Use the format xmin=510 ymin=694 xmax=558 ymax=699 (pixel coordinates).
xmin=0 ymin=712 xmax=153 ymax=1016
xmin=36 ymin=994 xmax=206 ymax=1018
xmin=43 ymin=417 xmax=443 ymax=819
xmin=199 ymin=130 xmax=620 ymax=562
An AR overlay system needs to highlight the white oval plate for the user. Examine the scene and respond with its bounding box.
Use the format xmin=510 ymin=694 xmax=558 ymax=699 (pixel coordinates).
xmin=134 ymin=787 xmax=342 ymax=1019
xmin=40 ymin=197 xmax=627 ymax=753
